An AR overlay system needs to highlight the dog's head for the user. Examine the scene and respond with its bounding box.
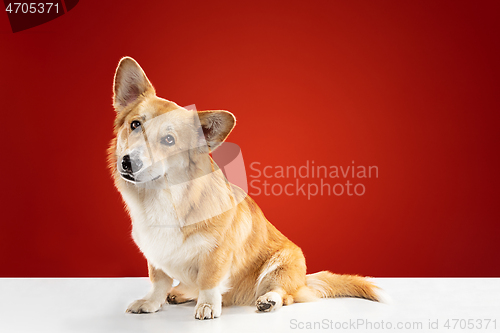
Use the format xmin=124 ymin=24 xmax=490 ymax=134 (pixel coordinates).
xmin=110 ymin=57 xmax=235 ymax=186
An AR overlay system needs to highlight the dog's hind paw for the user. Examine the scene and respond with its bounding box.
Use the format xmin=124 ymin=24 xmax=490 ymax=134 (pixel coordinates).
xmin=126 ymin=299 xmax=162 ymax=314
xmin=167 ymin=292 xmax=193 ymax=304
xmin=256 ymin=291 xmax=282 ymax=312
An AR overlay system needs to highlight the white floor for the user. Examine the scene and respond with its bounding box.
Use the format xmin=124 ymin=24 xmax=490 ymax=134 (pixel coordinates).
xmin=0 ymin=278 xmax=498 ymax=333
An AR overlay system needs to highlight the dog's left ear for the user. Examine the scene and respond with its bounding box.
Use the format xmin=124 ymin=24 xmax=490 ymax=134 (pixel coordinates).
xmin=197 ymin=111 xmax=236 ymax=151
xmin=113 ymin=57 xmax=155 ymax=112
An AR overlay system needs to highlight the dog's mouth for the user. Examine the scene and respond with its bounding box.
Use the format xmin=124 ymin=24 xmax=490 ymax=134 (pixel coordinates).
xmin=120 ymin=172 xmax=161 ymax=184
xmin=120 ymin=173 xmax=136 ymax=182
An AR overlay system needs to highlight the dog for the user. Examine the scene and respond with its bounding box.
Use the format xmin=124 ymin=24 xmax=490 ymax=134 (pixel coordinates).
xmin=108 ymin=57 xmax=382 ymax=320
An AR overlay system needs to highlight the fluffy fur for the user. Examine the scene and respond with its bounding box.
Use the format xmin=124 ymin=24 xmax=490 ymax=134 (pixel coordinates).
xmin=108 ymin=57 xmax=381 ymax=320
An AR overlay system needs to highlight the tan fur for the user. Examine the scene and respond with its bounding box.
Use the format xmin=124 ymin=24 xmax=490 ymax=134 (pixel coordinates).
xmin=294 ymin=271 xmax=380 ymax=303
xmin=109 ymin=57 xmax=381 ymax=319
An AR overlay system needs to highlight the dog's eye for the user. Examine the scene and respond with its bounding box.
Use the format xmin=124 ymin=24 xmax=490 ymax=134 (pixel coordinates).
xmin=161 ymin=134 xmax=176 ymax=146
xmin=130 ymin=120 xmax=141 ymax=130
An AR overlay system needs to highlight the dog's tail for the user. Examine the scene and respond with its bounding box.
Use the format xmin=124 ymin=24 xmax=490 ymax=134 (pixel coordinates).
xmin=293 ymin=271 xmax=384 ymax=303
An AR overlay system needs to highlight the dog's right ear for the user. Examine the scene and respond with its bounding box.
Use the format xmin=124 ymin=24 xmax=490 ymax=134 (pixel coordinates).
xmin=113 ymin=57 xmax=155 ymax=112
xmin=197 ymin=110 xmax=236 ymax=151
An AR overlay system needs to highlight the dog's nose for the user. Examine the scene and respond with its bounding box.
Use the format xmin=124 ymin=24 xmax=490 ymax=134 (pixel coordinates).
xmin=121 ymin=155 xmax=143 ymax=173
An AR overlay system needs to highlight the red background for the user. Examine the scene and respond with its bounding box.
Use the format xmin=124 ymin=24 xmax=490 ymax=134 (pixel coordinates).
xmin=1 ymin=0 xmax=499 ymax=277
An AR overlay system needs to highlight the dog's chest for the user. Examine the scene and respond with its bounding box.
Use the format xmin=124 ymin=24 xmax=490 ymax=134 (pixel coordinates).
xmin=126 ymin=190 xmax=215 ymax=283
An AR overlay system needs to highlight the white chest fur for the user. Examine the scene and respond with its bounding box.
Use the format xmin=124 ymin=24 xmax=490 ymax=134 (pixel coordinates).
xmin=121 ymin=186 xmax=216 ymax=286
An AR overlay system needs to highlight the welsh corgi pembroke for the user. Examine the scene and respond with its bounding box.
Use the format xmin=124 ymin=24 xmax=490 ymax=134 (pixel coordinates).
xmin=108 ymin=57 xmax=382 ymax=320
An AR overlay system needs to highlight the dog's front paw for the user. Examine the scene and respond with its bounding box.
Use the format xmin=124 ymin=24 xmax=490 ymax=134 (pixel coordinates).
xmin=194 ymin=303 xmax=221 ymax=320
xmin=126 ymin=299 xmax=162 ymax=314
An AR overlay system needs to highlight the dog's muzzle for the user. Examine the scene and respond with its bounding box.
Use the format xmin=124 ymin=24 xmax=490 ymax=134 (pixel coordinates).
xmin=118 ymin=155 xmax=163 ymax=183
xmin=119 ymin=154 xmax=143 ymax=182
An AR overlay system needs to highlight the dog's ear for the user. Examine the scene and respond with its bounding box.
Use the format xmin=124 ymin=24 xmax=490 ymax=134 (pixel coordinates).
xmin=113 ymin=57 xmax=155 ymax=112
xmin=197 ymin=111 xmax=236 ymax=151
